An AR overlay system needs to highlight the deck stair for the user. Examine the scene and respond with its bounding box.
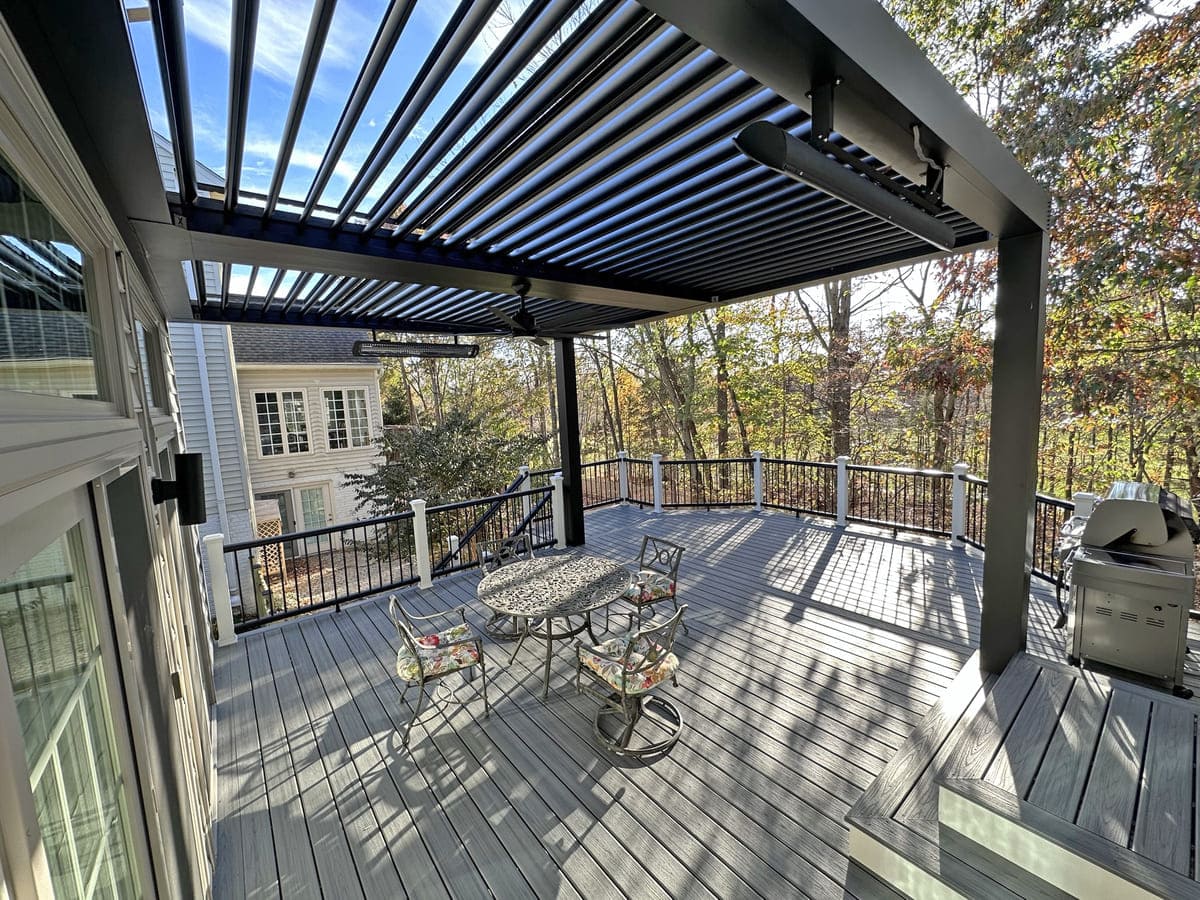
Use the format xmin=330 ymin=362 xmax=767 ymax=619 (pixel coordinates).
xmin=850 ymin=650 xmax=1200 ymax=899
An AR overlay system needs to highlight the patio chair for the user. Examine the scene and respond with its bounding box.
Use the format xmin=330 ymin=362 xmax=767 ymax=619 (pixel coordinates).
xmin=576 ymin=606 xmax=687 ymax=757
xmin=477 ymin=535 xmax=535 ymax=639
xmin=611 ymin=535 xmax=686 ymax=633
xmin=388 ymin=597 xmax=489 ymax=747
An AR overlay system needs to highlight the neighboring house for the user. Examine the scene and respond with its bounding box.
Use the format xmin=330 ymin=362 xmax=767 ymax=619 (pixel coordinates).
xmin=169 ymin=321 xmax=384 ymax=547
xmin=230 ymin=323 xmax=383 ymax=533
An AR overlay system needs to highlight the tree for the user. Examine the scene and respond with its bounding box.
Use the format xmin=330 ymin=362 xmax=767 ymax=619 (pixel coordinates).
xmin=344 ymin=410 xmax=546 ymax=517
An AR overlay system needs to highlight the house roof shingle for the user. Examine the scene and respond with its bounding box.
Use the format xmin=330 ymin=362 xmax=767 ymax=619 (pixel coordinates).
xmin=229 ymin=324 xmax=377 ymax=366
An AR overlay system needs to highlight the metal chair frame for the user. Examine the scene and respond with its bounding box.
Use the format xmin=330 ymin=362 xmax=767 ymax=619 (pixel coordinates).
xmin=477 ymin=535 xmax=536 ymax=640
xmin=388 ymin=597 xmax=489 ymax=747
xmin=576 ymin=605 xmax=686 ymax=758
xmin=611 ymin=535 xmax=686 ymax=632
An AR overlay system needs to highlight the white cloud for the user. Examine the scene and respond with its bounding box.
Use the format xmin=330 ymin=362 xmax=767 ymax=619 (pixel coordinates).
xmin=243 ymin=136 xmax=360 ymax=183
xmin=184 ymin=0 xmax=374 ymax=87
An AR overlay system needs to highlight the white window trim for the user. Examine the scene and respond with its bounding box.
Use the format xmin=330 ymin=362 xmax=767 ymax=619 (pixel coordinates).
xmin=253 ymin=388 xmax=310 ymax=458
xmin=321 ymin=386 xmax=372 ymax=451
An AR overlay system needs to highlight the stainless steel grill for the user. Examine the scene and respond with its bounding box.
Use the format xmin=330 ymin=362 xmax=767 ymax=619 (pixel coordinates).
xmin=1059 ymin=482 xmax=1198 ymax=697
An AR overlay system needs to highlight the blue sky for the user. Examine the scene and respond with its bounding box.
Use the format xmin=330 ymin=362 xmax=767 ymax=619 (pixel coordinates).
xmin=128 ymin=0 xmax=541 ymax=215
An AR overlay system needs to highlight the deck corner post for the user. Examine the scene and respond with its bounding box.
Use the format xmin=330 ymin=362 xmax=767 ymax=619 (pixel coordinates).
xmin=518 ymin=465 xmax=532 ymax=521
xmin=752 ymin=450 xmax=764 ymax=511
xmin=411 ymin=498 xmax=432 ymax=589
xmin=205 ymin=533 xmax=237 ymax=647
xmin=448 ymin=534 xmax=460 ymax=564
xmin=951 ymin=462 xmax=970 ymax=543
xmin=836 ymin=455 xmax=850 ymax=526
xmin=651 ymin=453 xmax=664 ymax=513
xmin=551 ymin=473 xmax=567 ymax=549
xmin=1071 ymin=491 xmax=1099 ymax=519
xmin=617 ymin=450 xmax=629 ymax=502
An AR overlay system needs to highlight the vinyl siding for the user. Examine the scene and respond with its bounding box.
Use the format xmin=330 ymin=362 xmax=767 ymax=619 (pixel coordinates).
xmin=167 ymin=322 xmax=254 ymax=541
xmin=236 ymin=364 xmax=383 ymax=525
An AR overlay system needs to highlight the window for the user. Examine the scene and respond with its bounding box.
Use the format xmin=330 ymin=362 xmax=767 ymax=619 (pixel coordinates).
xmin=135 ymin=320 xmax=159 ymax=408
xmin=324 ymin=388 xmax=371 ymax=449
xmin=299 ymin=486 xmax=328 ymax=530
xmin=0 ymin=148 xmax=105 ymax=400
xmin=255 ymin=390 xmax=308 ymax=456
xmin=0 ymin=526 xmax=141 ymax=897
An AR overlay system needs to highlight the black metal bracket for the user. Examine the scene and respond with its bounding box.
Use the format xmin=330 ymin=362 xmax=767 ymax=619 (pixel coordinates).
xmin=803 ymin=79 xmax=946 ymax=217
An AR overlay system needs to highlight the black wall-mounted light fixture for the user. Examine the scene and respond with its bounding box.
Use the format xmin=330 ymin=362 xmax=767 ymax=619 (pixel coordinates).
xmin=151 ymin=452 xmax=206 ymax=525
xmin=733 ymin=120 xmax=958 ymax=252
xmin=353 ymin=339 xmax=480 ymax=359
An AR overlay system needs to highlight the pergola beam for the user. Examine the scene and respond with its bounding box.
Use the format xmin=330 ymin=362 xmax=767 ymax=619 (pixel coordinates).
xmin=637 ymin=0 xmax=1049 ymax=240
xmin=135 ymin=205 xmax=709 ymax=316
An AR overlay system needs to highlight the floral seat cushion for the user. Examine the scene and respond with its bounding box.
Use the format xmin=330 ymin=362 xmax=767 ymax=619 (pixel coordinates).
xmin=579 ymin=635 xmax=679 ymax=695
xmin=622 ymin=570 xmax=675 ymax=604
xmin=396 ymin=622 xmax=479 ymax=682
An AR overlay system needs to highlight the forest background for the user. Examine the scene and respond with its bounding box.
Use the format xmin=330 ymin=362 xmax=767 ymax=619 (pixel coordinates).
xmin=356 ymin=0 xmax=1200 ymax=510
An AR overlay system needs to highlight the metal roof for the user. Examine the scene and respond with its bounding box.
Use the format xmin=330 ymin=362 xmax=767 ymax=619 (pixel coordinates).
xmin=2 ymin=0 xmax=1050 ymax=334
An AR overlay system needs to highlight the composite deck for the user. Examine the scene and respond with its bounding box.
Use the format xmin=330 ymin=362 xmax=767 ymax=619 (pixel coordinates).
xmin=210 ymin=503 xmax=1192 ymax=899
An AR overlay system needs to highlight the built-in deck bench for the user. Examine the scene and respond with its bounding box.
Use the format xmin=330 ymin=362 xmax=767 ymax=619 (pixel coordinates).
xmin=849 ymin=651 xmax=1200 ymax=899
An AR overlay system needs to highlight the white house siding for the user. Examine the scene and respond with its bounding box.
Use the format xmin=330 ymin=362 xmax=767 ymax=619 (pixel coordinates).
xmin=235 ymin=363 xmax=384 ymax=528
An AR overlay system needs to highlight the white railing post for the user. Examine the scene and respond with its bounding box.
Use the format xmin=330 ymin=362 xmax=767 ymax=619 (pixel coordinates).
xmin=204 ymin=533 xmax=237 ymax=647
xmin=951 ymin=462 xmax=970 ymax=544
xmin=617 ymin=450 xmax=629 ymax=502
xmin=550 ymin=473 xmax=567 ymax=549
xmin=1072 ymin=491 xmax=1100 ymax=519
xmin=449 ymin=535 xmax=460 ymax=565
xmin=651 ymin=453 xmax=664 ymax=513
xmin=518 ymin=464 xmax=532 ymax=522
xmin=752 ymin=450 xmax=763 ymax=511
xmin=836 ymin=455 xmax=850 ymax=526
xmin=411 ymin=499 xmax=432 ymax=588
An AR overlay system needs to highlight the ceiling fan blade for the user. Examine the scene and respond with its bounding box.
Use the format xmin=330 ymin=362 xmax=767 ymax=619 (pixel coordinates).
xmin=539 ymin=330 xmax=603 ymax=341
xmin=485 ymin=305 xmax=525 ymax=333
xmin=531 ymin=336 xmax=550 ymax=347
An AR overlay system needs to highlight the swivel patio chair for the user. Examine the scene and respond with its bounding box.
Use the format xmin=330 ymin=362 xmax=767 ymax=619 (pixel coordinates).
xmin=477 ymin=534 xmax=535 ymax=639
xmin=576 ymin=606 xmax=687 ymax=758
xmin=611 ymin=535 xmax=686 ymax=633
xmin=388 ymin=597 xmax=489 ymax=747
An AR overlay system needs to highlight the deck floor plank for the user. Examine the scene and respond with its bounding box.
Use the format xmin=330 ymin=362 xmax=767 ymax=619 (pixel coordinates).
xmin=213 ymin=504 xmax=1165 ymax=899
xmin=1132 ymin=699 xmax=1194 ymax=874
xmin=1074 ymin=688 xmax=1152 ymax=846
xmin=1026 ymin=673 xmax=1109 ymax=821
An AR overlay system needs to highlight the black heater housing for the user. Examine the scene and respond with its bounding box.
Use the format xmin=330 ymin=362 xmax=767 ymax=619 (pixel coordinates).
xmin=151 ymin=452 xmax=207 ymax=525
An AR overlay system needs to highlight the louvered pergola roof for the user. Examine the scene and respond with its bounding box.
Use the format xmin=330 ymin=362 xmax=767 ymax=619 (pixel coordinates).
xmin=6 ymin=0 xmax=1048 ymax=334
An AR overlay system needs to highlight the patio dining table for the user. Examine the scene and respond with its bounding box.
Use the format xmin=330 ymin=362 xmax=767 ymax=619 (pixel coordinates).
xmin=477 ymin=552 xmax=628 ymax=699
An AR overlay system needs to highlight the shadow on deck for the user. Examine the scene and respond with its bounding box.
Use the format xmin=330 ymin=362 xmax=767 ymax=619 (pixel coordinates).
xmin=210 ymin=504 xmax=1133 ymax=899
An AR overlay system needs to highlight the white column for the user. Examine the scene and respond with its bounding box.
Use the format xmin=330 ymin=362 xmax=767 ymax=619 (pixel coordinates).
xmin=411 ymin=499 xmax=432 ymax=589
xmin=951 ymin=462 xmax=970 ymax=544
xmin=550 ymin=473 xmax=567 ymax=549
xmin=1072 ymin=491 xmax=1100 ymax=519
xmin=449 ymin=535 xmax=460 ymax=564
xmin=651 ymin=453 xmax=664 ymax=513
xmin=518 ymin=464 xmax=532 ymax=522
xmin=752 ymin=450 xmax=764 ymax=511
xmin=617 ymin=450 xmax=629 ymax=502
xmin=204 ymin=533 xmax=236 ymax=647
xmin=836 ymin=455 xmax=850 ymax=526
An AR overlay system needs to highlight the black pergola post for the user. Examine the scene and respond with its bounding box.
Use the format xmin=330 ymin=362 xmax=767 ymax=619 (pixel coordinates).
xmin=979 ymin=229 xmax=1049 ymax=672
xmin=554 ymin=337 xmax=586 ymax=546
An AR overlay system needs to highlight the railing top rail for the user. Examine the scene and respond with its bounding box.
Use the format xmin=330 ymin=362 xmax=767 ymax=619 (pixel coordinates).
xmin=580 ymin=460 xmax=616 ymax=469
xmin=224 ymin=485 xmax=553 ymax=552
xmin=658 ymin=457 xmax=754 ymax=465
xmin=845 ymin=463 xmax=953 ymax=477
xmin=224 ymin=508 xmax=416 ymax=551
xmin=1036 ymin=493 xmax=1075 ymax=510
xmin=427 ymin=485 xmax=551 ymax=514
xmin=761 ymin=458 xmax=837 ymax=469
xmin=964 ymin=474 xmax=989 ymax=485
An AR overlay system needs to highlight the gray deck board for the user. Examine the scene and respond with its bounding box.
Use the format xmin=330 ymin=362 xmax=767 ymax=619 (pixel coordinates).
xmin=210 ymin=504 xmax=1117 ymax=899
xmin=1076 ymin=688 xmax=1151 ymax=846
xmin=1133 ymin=701 xmax=1193 ymax=874
xmin=1026 ymin=672 xmax=1109 ymax=820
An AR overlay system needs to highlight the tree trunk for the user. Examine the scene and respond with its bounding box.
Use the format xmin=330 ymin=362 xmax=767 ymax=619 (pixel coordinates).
xmin=825 ymin=279 xmax=854 ymax=459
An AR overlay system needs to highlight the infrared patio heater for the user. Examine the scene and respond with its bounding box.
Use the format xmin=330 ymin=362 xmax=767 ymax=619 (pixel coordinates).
xmin=733 ymin=84 xmax=957 ymax=252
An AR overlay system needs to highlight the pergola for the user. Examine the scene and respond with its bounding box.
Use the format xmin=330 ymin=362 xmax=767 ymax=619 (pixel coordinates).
xmin=4 ymin=0 xmax=1049 ymax=672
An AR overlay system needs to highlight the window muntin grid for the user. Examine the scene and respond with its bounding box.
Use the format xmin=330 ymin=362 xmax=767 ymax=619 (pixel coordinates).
xmin=324 ymin=388 xmax=370 ymax=449
xmin=255 ymin=390 xmax=309 ymax=455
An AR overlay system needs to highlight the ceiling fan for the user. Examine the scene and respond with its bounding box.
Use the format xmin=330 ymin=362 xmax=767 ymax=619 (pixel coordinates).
xmin=485 ymin=276 xmax=594 ymax=346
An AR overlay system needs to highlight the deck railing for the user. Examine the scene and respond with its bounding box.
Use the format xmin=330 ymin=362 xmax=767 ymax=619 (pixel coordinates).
xmin=205 ymin=449 xmax=1104 ymax=641
xmin=210 ymin=480 xmax=559 ymax=636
